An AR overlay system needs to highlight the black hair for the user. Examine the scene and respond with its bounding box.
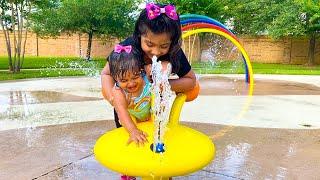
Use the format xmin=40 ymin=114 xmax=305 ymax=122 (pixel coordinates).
xmin=132 ymin=3 xmax=182 ymax=73
xmin=108 ymin=47 xmax=144 ymax=80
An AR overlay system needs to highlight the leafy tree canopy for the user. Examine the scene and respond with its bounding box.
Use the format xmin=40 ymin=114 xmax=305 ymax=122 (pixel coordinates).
xmin=223 ymin=0 xmax=320 ymax=38
xmin=156 ymin=0 xmax=225 ymax=22
xmin=30 ymin=0 xmax=138 ymax=39
xmin=30 ymin=0 xmax=140 ymax=59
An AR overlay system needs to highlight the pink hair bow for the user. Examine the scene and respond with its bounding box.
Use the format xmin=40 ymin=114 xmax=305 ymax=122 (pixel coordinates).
xmin=114 ymin=45 xmax=132 ymax=53
xmin=146 ymin=3 xmax=178 ymax=20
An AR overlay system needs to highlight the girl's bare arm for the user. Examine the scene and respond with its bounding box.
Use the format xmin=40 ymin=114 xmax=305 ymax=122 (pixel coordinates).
xmin=101 ymin=63 xmax=148 ymax=145
xmin=169 ymin=69 xmax=196 ymax=92
xmin=101 ymin=63 xmax=115 ymax=104
xmin=113 ymin=89 xmax=148 ymax=146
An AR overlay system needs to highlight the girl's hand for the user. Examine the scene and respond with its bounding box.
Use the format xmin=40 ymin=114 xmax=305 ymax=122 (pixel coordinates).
xmin=127 ymin=128 xmax=148 ymax=146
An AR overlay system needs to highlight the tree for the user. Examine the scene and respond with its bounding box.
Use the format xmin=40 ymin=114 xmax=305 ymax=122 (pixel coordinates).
xmin=157 ymin=0 xmax=225 ymax=21
xmin=223 ymin=0 xmax=320 ymax=65
xmin=298 ymin=0 xmax=320 ymax=65
xmin=30 ymin=0 xmax=138 ymax=60
xmin=29 ymin=0 xmax=62 ymax=37
xmin=0 ymin=0 xmax=33 ymax=73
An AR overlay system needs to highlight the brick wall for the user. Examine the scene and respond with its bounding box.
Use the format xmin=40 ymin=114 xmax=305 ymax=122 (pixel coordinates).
xmin=0 ymin=32 xmax=116 ymax=58
xmin=240 ymin=36 xmax=320 ymax=64
xmin=0 ymin=31 xmax=319 ymax=64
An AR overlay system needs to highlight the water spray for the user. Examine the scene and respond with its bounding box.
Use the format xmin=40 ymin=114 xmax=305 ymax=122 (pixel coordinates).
xmin=150 ymin=56 xmax=175 ymax=153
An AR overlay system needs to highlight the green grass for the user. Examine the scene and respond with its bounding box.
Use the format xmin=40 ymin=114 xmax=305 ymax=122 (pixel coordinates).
xmin=0 ymin=69 xmax=93 ymax=81
xmin=191 ymin=61 xmax=320 ymax=75
xmin=251 ymin=63 xmax=320 ymax=75
xmin=0 ymin=56 xmax=106 ymax=69
xmin=0 ymin=57 xmax=319 ymax=81
xmin=0 ymin=56 xmax=106 ymax=81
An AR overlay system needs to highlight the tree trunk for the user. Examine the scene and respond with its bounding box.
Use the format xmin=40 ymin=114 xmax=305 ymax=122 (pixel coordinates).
xmin=21 ymin=1 xmax=31 ymax=69
xmin=289 ymin=37 xmax=292 ymax=64
xmin=307 ymin=32 xmax=316 ymax=66
xmin=15 ymin=3 xmax=22 ymax=73
xmin=199 ymin=34 xmax=205 ymax=62
xmin=86 ymin=31 xmax=93 ymax=61
xmin=11 ymin=3 xmax=18 ymax=72
xmin=36 ymin=34 xmax=39 ymax=56
xmin=2 ymin=1 xmax=31 ymax=73
xmin=79 ymin=33 xmax=82 ymax=58
xmin=21 ymin=27 xmax=28 ymax=68
xmin=21 ymin=1 xmax=32 ymax=69
xmin=0 ymin=18 xmax=13 ymax=72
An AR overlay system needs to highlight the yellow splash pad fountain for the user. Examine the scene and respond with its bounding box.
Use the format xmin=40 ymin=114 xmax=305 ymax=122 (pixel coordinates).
xmin=94 ymin=83 xmax=215 ymax=179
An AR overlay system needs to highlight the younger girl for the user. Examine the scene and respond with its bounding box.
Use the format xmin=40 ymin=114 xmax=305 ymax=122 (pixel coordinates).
xmin=108 ymin=44 xmax=150 ymax=146
xmin=109 ymin=44 xmax=170 ymax=180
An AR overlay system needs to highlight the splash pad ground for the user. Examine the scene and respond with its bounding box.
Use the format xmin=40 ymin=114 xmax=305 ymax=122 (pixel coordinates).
xmin=1 ymin=75 xmax=320 ymax=179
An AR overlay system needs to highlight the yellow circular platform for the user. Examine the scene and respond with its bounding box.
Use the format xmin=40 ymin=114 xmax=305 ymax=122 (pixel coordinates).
xmin=94 ymin=93 xmax=215 ymax=179
xmin=94 ymin=121 xmax=215 ymax=177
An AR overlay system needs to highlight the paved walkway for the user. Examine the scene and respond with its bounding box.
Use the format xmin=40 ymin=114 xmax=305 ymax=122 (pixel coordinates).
xmin=0 ymin=74 xmax=320 ymax=179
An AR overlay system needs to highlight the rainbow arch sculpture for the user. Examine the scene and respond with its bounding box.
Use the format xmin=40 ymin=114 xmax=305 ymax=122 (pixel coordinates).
xmin=180 ymin=14 xmax=254 ymax=91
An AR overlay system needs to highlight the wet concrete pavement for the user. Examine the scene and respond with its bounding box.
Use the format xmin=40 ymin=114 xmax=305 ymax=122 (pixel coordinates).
xmin=0 ymin=75 xmax=320 ymax=179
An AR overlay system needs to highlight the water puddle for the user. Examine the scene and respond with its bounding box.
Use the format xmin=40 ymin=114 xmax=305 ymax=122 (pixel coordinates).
xmin=0 ymin=91 xmax=102 ymax=105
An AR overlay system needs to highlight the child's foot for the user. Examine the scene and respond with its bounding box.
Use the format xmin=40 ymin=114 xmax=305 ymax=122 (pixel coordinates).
xmin=120 ymin=175 xmax=136 ymax=180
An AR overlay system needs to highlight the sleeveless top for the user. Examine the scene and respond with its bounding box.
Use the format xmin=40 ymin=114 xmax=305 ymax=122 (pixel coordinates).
xmin=126 ymin=75 xmax=151 ymax=122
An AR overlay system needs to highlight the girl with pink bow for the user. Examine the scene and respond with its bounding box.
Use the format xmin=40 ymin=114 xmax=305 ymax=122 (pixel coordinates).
xmin=101 ymin=3 xmax=196 ymax=179
xmin=108 ymin=45 xmax=151 ymax=146
xmin=102 ymin=2 xmax=196 ymax=128
xmin=108 ymin=44 xmax=171 ymax=146
xmin=108 ymin=44 xmax=170 ymax=180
